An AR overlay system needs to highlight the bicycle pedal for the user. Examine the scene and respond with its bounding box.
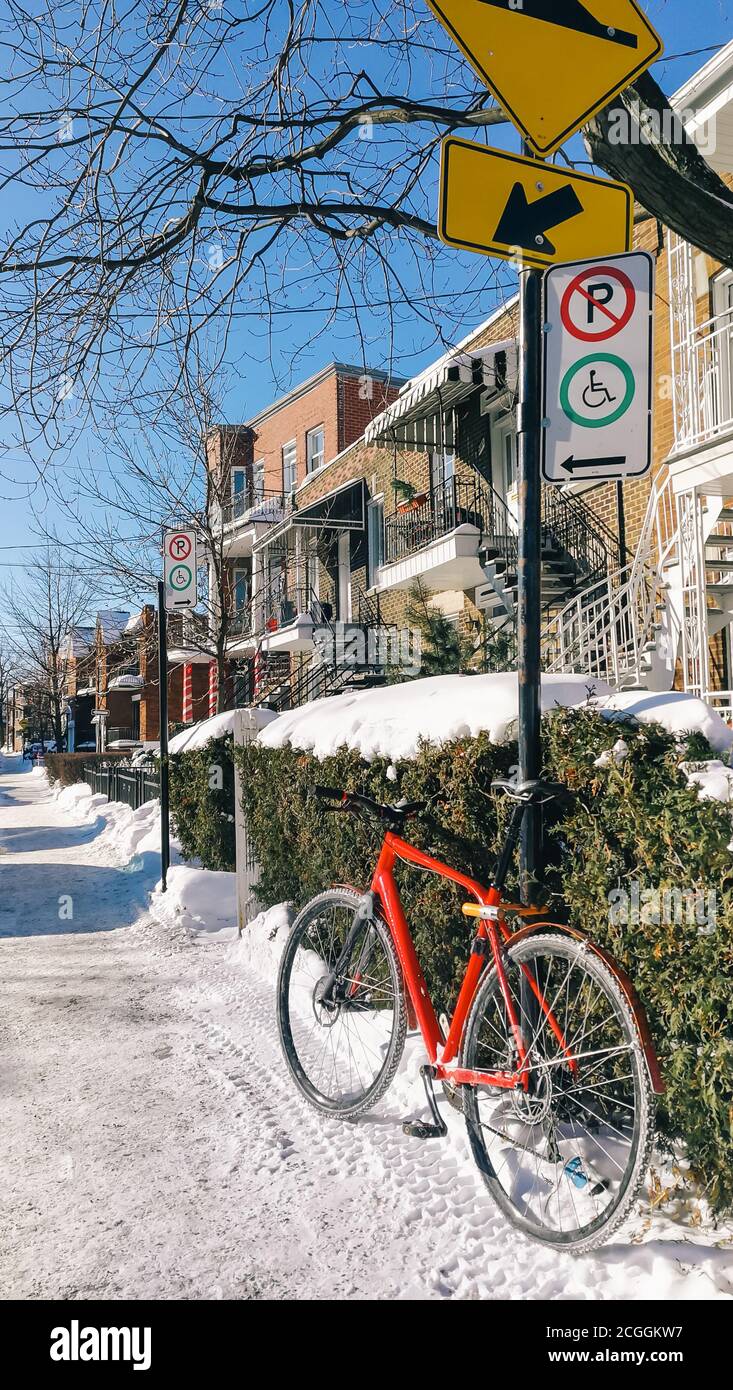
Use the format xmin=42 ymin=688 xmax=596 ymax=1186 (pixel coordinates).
xmin=402 ymin=1119 xmax=447 ymax=1141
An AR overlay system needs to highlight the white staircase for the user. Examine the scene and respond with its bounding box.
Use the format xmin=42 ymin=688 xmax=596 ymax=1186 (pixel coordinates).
xmin=543 ymin=473 xmax=733 ymax=708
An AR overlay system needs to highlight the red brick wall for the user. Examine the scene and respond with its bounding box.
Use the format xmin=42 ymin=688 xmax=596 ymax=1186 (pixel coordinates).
xmin=229 ymin=368 xmax=403 ymax=497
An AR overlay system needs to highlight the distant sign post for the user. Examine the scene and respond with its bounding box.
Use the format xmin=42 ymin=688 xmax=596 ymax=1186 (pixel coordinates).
xmin=163 ymin=528 xmax=197 ymax=610
xmin=159 ymin=527 xmax=198 ymax=892
xmin=542 ymin=251 xmax=654 ymax=484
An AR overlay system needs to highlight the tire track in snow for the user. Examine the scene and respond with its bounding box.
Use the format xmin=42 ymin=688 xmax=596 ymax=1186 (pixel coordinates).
xmin=132 ymin=913 xmax=618 ymax=1300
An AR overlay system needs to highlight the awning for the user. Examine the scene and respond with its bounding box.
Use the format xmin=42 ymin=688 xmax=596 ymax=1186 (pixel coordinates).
xmin=292 ymin=477 xmax=366 ymax=532
xmin=109 ymin=673 xmax=144 ymax=691
xmin=364 ymin=342 xmax=517 ymax=452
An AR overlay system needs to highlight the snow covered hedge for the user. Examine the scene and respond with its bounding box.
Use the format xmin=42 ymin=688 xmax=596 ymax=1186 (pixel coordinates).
xmin=236 ymin=707 xmax=733 ymax=1211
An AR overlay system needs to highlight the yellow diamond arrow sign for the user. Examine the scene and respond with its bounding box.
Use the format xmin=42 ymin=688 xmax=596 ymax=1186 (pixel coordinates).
xmin=426 ymin=0 xmax=662 ymax=155
xmin=439 ymin=141 xmax=633 ymax=269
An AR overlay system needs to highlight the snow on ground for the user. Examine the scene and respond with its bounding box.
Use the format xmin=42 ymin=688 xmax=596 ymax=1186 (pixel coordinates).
xmin=1 ymin=753 xmax=732 ymax=1300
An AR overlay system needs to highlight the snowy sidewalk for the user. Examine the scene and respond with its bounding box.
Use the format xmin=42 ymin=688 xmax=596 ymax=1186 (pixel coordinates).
xmin=0 ymin=758 xmax=731 ymax=1300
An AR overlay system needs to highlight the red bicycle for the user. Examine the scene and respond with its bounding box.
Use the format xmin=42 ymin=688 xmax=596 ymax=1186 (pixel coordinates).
xmin=276 ymin=779 xmax=663 ymax=1252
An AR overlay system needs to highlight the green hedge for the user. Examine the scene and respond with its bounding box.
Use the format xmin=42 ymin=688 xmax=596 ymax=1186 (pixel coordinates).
xmin=44 ymin=751 xmax=129 ymax=787
xmin=235 ymin=708 xmax=733 ymax=1211
xmin=169 ymin=735 xmax=236 ymax=871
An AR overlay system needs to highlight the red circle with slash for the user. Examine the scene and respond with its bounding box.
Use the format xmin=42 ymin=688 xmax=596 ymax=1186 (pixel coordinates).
xmin=167 ymin=532 xmax=192 ymax=560
xmin=560 ymin=265 xmax=636 ymax=343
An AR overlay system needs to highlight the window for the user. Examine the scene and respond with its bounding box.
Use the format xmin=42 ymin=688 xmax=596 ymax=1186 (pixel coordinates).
xmin=430 ymin=451 xmax=455 ymax=493
xmin=230 ymin=466 xmax=249 ymax=519
xmin=233 ymin=567 xmax=250 ymax=611
xmin=282 ymin=439 xmax=297 ymax=494
xmin=253 ymin=458 xmax=265 ymax=503
xmin=367 ymin=499 xmax=384 ymax=587
xmin=306 ymin=426 xmax=325 ymax=475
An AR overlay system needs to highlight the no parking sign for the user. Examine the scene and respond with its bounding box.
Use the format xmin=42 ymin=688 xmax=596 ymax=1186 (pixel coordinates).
xmin=542 ymin=252 xmax=654 ymax=484
xmin=163 ymin=528 xmax=198 ymax=610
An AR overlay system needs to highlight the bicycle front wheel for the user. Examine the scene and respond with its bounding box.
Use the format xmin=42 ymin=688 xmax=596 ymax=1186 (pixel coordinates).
xmin=462 ymin=932 xmax=654 ymax=1254
xmin=277 ymin=889 xmax=406 ymax=1117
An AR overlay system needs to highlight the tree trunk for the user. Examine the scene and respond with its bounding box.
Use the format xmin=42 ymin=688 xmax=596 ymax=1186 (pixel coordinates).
xmin=588 ymin=73 xmax=733 ymax=267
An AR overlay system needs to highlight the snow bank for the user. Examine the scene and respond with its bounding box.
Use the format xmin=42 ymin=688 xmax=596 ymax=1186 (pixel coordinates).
xmin=680 ymin=759 xmax=733 ymax=804
xmin=151 ymin=864 xmax=238 ymax=938
xmin=593 ymin=690 xmax=733 ymax=754
xmin=49 ymin=778 xmax=174 ymax=868
xmin=228 ymin=902 xmax=293 ymax=977
xmin=257 ymin=672 xmax=610 ymax=762
xmin=168 ymin=710 xmax=236 ymax=754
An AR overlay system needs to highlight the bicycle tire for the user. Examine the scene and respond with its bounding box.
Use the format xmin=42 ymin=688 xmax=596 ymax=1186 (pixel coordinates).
xmin=277 ymin=888 xmax=407 ymax=1118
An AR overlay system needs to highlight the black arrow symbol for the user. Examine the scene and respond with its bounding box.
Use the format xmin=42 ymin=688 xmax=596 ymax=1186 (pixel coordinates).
xmin=561 ymin=455 xmax=627 ymax=474
xmin=493 ymin=182 xmax=583 ymax=255
xmin=477 ymin=0 xmax=638 ymax=49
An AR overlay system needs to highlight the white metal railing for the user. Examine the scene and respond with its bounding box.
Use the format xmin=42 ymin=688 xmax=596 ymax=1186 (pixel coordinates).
xmin=675 ymin=306 xmax=733 ymax=452
xmin=668 ymin=232 xmax=733 ymax=453
xmin=542 ymin=473 xmax=677 ymax=687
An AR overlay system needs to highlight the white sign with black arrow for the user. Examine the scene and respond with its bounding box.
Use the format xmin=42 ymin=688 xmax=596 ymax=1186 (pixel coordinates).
xmin=541 ymin=250 xmax=654 ymax=485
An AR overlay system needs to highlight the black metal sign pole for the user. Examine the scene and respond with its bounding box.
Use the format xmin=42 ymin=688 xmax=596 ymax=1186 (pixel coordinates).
xmin=157 ymin=578 xmax=170 ymax=893
xmin=516 ymin=167 xmax=544 ymax=906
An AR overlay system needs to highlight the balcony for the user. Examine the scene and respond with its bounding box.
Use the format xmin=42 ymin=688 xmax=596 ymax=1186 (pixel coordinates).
xmin=378 ymin=475 xmax=517 ymax=593
xmin=106 ymin=727 xmax=141 ymax=747
xmin=215 ymin=486 xmax=288 ymax=557
xmin=672 ymin=304 xmax=733 ymax=455
xmin=227 ymin=579 xmax=334 ymax=654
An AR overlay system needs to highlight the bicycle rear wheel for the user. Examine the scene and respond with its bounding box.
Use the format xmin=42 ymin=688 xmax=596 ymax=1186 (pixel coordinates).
xmin=462 ymin=932 xmax=654 ymax=1253
xmin=277 ymin=889 xmax=406 ymax=1117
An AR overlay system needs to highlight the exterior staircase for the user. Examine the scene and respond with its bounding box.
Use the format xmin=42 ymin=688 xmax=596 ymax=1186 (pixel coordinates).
xmin=543 ymin=471 xmax=733 ymax=713
xmin=476 ymin=483 xmax=623 ymax=629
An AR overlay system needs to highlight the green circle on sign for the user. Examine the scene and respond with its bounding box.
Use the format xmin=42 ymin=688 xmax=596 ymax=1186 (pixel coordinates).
xmin=559 ymin=353 xmax=635 ymax=428
xmin=170 ymin=563 xmax=192 ymax=590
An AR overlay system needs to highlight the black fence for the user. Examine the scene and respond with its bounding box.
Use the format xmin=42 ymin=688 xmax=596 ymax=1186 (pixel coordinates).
xmin=83 ymin=761 xmax=160 ymax=811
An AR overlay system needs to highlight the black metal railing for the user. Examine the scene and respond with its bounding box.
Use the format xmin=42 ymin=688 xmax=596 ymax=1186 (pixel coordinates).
xmin=83 ymin=761 xmax=160 ymax=810
xmin=106 ymin=727 xmax=138 ymax=744
xmin=383 ymin=473 xmax=519 ymax=572
xmin=221 ymin=487 xmax=287 ymax=528
xmin=229 ymin=573 xmax=334 ymax=641
xmin=541 ymin=488 xmax=623 ymax=590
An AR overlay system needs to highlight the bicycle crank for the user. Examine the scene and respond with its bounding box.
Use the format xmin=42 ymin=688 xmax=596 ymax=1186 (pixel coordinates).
xmin=402 ymin=1064 xmax=448 ymax=1140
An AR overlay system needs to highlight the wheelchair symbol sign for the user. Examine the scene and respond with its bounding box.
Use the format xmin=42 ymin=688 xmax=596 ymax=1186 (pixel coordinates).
xmin=559 ymin=354 xmax=635 ymax=428
xmin=169 ymin=563 xmax=193 ymax=591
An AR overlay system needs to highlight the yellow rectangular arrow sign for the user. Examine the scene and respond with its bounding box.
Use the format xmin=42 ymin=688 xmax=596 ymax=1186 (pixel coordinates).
xmin=438 ymin=140 xmax=633 ymax=269
xmin=426 ymin=0 xmax=662 ymax=156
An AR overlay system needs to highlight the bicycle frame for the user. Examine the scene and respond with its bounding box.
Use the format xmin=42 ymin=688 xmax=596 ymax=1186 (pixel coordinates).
xmin=369 ymin=830 xmax=665 ymax=1096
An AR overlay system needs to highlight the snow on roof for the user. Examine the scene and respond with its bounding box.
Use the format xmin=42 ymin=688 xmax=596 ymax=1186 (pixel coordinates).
xmin=65 ymin=625 xmax=96 ymax=657
xmin=96 ymin=609 xmax=131 ymax=644
xmin=257 ymin=672 xmax=611 ymax=762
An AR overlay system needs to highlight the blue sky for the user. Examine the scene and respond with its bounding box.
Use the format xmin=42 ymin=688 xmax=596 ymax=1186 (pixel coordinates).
xmin=0 ymin=0 xmax=730 ymax=613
